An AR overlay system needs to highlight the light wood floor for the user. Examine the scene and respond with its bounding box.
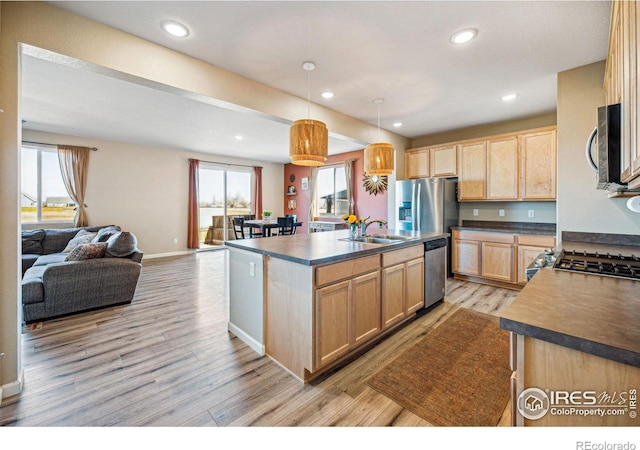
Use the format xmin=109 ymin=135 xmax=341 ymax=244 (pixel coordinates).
xmin=0 ymin=249 xmax=519 ymax=427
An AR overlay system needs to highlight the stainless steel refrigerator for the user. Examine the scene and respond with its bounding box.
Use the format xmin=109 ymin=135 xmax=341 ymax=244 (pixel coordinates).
xmin=395 ymin=177 xmax=459 ymax=278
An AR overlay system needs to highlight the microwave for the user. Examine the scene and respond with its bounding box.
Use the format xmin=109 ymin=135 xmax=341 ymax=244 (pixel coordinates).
xmin=586 ymin=103 xmax=626 ymax=191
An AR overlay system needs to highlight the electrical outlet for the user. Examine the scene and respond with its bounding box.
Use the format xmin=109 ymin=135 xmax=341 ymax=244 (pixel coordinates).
xmin=473 ymin=209 xmax=479 ymax=216
xmin=173 ymin=238 xmax=178 ymax=244
xmin=528 ymin=210 xmax=535 ymax=218
xmin=499 ymin=209 xmax=505 ymax=217
xmin=249 ymin=262 xmax=255 ymax=277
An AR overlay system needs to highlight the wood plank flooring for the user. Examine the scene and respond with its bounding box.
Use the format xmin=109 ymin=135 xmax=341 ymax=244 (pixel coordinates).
xmin=0 ymin=249 xmax=518 ymax=427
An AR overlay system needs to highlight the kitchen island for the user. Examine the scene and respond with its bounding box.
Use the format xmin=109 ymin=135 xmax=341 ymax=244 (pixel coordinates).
xmin=500 ymin=236 xmax=640 ymax=426
xmin=226 ymin=229 xmax=448 ymax=382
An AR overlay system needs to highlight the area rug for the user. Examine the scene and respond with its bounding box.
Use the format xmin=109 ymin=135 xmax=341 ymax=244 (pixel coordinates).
xmin=366 ymin=308 xmax=511 ymax=426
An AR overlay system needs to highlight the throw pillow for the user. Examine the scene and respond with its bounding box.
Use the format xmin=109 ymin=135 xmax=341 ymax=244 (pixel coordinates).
xmin=62 ymin=229 xmax=98 ymax=253
xmin=92 ymin=225 xmax=121 ymax=243
xmin=106 ymin=231 xmax=137 ymax=257
xmin=22 ymin=229 xmax=45 ymax=254
xmin=64 ymin=242 xmax=107 ymax=261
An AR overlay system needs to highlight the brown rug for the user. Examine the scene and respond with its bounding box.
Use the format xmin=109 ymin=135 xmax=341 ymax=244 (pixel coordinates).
xmin=366 ymin=308 xmax=511 ymax=426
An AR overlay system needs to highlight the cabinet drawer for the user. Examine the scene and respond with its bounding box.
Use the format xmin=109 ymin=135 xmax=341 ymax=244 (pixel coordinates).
xmin=315 ymin=255 xmax=380 ymax=287
xmin=382 ymin=245 xmax=424 ymax=267
xmin=452 ymin=229 xmax=516 ymax=244
xmin=518 ymin=234 xmax=556 ymax=247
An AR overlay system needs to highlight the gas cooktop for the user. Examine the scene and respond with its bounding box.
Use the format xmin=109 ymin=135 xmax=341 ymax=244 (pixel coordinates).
xmin=553 ymin=249 xmax=640 ymax=280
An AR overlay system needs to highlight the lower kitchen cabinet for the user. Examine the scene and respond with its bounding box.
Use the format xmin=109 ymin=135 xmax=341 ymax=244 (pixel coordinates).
xmin=452 ymin=229 xmax=555 ymax=289
xmin=381 ymin=245 xmax=425 ymax=329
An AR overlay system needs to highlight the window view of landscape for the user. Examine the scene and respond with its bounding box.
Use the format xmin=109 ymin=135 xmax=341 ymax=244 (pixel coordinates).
xmin=198 ymin=166 xmax=252 ymax=245
xmin=316 ymin=165 xmax=348 ymax=217
xmin=21 ymin=146 xmax=76 ymax=223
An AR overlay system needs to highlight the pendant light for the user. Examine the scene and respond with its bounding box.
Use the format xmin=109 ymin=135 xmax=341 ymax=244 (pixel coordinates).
xmin=290 ymin=61 xmax=328 ymax=166
xmin=364 ymin=98 xmax=394 ymax=176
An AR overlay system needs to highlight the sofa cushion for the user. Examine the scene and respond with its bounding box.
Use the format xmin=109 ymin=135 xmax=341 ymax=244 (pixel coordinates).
xmin=65 ymin=242 xmax=107 ymax=261
xmin=22 ymin=229 xmax=45 ymax=254
xmin=106 ymin=231 xmax=138 ymax=257
xmin=22 ymin=266 xmax=46 ymax=305
xmin=92 ymin=226 xmax=121 ymax=243
xmin=62 ymin=230 xmax=98 ymax=253
xmin=33 ymin=253 xmax=68 ymax=267
xmin=41 ymin=226 xmax=104 ymax=254
xmin=22 ymin=254 xmax=40 ymax=275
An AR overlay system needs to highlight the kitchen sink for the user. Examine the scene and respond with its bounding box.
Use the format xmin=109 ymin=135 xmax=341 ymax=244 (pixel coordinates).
xmin=339 ymin=234 xmax=414 ymax=244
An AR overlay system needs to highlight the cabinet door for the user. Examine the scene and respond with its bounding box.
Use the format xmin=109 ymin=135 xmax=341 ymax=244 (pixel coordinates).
xmin=487 ymin=136 xmax=519 ymax=200
xmin=405 ymin=149 xmax=430 ymax=179
xmin=517 ymin=245 xmax=546 ymax=284
xmin=520 ymin=129 xmax=557 ymax=200
xmin=458 ymin=141 xmax=487 ymax=200
xmin=351 ymin=271 xmax=381 ymax=346
xmin=405 ymin=258 xmax=425 ymax=314
xmin=381 ymin=264 xmax=406 ymax=329
xmin=482 ymin=242 xmax=515 ymax=282
xmin=430 ymin=145 xmax=457 ymax=177
xmin=452 ymin=239 xmax=481 ymax=276
xmin=315 ymin=280 xmax=350 ymax=368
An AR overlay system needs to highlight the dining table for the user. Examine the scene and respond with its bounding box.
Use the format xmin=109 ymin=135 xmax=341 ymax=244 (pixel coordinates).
xmin=243 ymin=219 xmax=303 ymax=237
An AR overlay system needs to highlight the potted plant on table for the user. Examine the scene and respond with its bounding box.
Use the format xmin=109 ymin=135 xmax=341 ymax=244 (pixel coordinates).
xmin=342 ymin=214 xmax=369 ymax=239
xmin=263 ymin=210 xmax=273 ymax=221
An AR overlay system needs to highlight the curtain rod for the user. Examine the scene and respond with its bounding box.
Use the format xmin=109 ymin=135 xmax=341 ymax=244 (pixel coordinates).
xmin=22 ymin=140 xmax=98 ymax=151
xmin=192 ymin=158 xmax=262 ymax=169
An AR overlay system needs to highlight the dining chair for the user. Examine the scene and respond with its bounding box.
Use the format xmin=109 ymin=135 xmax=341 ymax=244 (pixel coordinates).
xmin=277 ymin=216 xmax=295 ymax=235
xmin=286 ymin=215 xmax=298 ymax=234
xmin=232 ymin=216 xmax=246 ymax=239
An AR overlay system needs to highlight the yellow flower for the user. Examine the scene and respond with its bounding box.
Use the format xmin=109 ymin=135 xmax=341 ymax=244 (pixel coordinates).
xmin=347 ymin=214 xmax=357 ymax=224
xmin=341 ymin=213 xmax=350 ymax=221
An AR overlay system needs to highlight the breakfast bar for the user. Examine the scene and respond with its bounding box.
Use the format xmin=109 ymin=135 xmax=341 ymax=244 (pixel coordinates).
xmin=225 ymin=229 xmax=448 ymax=382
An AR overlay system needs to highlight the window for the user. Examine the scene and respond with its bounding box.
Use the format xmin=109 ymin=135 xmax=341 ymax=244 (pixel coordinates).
xmin=21 ymin=145 xmax=76 ymax=223
xmin=198 ymin=164 xmax=253 ymax=245
xmin=316 ymin=164 xmax=348 ymax=217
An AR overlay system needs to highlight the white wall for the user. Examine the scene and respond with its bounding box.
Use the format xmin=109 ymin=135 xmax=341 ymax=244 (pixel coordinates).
xmin=557 ymin=61 xmax=640 ymax=239
xmin=23 ymin=130 xmax=284 ymax=256
xmin=459 ymin=201 xmax=557 ymax=224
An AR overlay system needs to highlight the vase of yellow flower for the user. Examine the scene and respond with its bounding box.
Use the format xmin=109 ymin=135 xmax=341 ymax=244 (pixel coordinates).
xmin=342 ymin=214 xmax=369 ymax=239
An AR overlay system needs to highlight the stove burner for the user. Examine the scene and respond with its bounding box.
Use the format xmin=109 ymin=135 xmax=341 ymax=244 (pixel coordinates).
xmin=553 ymin=250 xmax=640 ymax=280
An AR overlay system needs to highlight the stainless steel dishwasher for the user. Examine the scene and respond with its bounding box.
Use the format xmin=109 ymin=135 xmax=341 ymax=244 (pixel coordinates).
xmin=424 ymin=238 xmax=447 ymax=308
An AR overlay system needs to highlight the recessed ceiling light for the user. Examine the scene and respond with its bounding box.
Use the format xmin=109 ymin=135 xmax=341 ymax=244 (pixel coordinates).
xmin=500 ymin=93 xmax=519 ymax=102
xmin=393 ymin=122 xmax=403 ymax=128
xmin=161 ymin=20 xmax=189 ymax=38
xmin=235 ymin=135 xmax=244 ymax=140
xmin=321 ymin=91 xmax=334 ymax=99
xmin=450 ymin=28 xmax=477 ymax=44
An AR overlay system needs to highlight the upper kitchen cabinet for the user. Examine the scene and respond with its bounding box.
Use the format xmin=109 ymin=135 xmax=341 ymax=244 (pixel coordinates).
xmin=405 ymin=144 xmax=457 ymax=179
xmin=519 ymin=128 xmax=557 ymax=199
xmin=457 ymin=126 xmax=557 ymax=201
xmin=606 ymin=0 xmax=640 ymax=187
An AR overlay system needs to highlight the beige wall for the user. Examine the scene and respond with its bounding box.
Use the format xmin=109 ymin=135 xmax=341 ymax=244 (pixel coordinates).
xmin=22 ymin=130 xmax=285 ymax=256
xmin=459 ymin=201 xmax=557 ymax=224
xmin=557 ymin=61 xmax=640 ymax=240
xmin=0 ymin=1 xmax=409 ymax=396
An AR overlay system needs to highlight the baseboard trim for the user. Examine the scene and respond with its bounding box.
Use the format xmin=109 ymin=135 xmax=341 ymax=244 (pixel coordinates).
xmin=0 ymin=371 xmax=24 ymax=405
xmin=227 ymin=322 xmax=265 ymax=356
xmin=144 ymin=250 xmax=196 ymax=260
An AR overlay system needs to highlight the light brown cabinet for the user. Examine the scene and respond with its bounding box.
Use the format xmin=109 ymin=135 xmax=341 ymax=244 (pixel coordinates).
xmin=430 ymin=144 xmax=458 ymax=177
xmin=458 ymin=141 xmax=487 ymax=200
xmin=315 ymin=270 xmax=381 ymax=368
xmin=405 ymin=148 xmax=430 ymax=179
xmin=452 ymin=229 xmax=556 ymax=288
xmin=520 ymin=129 xmax=557 ymax=199
xmin=487 ymin=136 xmax=519 ymax=200
xmin=605 ymin=0 xmax=640 ymax=186
xmin=381 ymin=245 xmax=425 ymax=329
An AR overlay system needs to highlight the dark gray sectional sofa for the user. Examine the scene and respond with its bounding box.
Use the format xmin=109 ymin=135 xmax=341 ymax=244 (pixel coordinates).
xmin=21 ymin=225 xmax=143 ymax=323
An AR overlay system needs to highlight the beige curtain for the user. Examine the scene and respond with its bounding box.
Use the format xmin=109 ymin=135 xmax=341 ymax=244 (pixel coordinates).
xmin=188 ymin=159 xmax=200 ymax=249
xmin=253 ymin=166 xmax=263 ymax=219
xmin=308 ymin=167 xmax=318 ymax=232
xmin=57 ymin=145 xmax=91 ymax=227
xmin=344 ymin=159 xmax=355 ymax=216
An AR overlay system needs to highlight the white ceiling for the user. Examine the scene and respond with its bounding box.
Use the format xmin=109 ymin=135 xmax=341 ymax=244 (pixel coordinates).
xmin=21 ymin=1 xmax=612 ymax=163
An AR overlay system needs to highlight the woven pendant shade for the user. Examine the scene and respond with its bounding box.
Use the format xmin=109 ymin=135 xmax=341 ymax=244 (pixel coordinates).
xmin=364 ymin=142 xmax=394 ymax=176
xmin=289 ymin=119 xmax=328 ymax=166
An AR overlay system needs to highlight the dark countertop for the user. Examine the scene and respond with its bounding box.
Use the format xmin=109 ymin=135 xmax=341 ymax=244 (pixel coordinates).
xmin=225 ymin=229 xmax=448 ymax=266
xmin=452 ymin=220 xmax=556 ymax=236
xmin=500 ymin=265 xmax=640 ymax=368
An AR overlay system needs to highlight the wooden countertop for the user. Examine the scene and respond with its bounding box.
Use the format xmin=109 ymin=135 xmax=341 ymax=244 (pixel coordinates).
xmin=500 ymin=268 xmax=640 ymax=367
xmin=225 ymin=229 xmax=448 ymax=266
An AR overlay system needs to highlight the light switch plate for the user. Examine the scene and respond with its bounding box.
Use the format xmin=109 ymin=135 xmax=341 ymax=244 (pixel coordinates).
xmin=473 ymin=209 xmax=479 ymax=216
xmin=528 ymin=210 xmax=535 ymax=218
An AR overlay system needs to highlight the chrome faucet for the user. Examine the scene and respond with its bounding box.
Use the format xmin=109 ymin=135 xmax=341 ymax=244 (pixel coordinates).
xmin=362 ymin=219 xmax=388 ymax=236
